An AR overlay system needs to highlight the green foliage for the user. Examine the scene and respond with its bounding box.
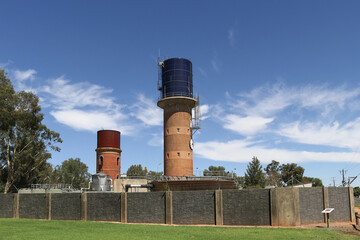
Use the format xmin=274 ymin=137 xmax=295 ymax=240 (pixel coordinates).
xmin=203 ymin=166 xmax=232 ymax=177
xmin=235 ymin=176 xmax=245 ymax=189
xmin=50 ymin=158 xmax=91 ymax=189
xmin=0 ymin=70 xmax=62 ymax=193
xmin=126 ymin=164 xmax=146 ymax=176
xmin=354 ymin=186 xmax=360 ymax=197
xmin=265 ymin=160 xmax=282 ymax=187
xmin=302 ymin=176 xmax=324 ymax=187
xmin=0 ymin=219 xmax=359 ymax=240
xmin=280 ymin=163 xmax=304 ymax=186
xmin=244 ymin=157 xmax=266 ymax=188
xmin=147 ymin=171 xmax=163 ymax=177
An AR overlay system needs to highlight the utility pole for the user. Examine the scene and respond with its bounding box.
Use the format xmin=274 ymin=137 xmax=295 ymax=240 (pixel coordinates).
xmin=348 ymin=176 xmax=358 ymax=187
xmin=339 ymin=169 xmax=347 ymax=187
xmin=331 ymin=177 xmax=336 ymax=187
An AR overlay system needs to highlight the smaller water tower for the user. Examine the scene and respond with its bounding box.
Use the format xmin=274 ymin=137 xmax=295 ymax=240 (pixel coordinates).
xmin=96 ymin=130 xmax=122 ymax=181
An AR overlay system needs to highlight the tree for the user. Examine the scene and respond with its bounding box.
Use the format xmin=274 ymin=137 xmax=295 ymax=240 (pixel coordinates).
xmin=53 ymin=158 xmax=91 ymax=189
xmin=354 ymin=187 xmax=360 ymax=197
xmin=302 ymin=176 xmax=323 ymax=187
xmin=235 ymin=176 xmax=245 ymax=189
xmin=0 ymin=70 xmax=62 ymax=193
xmin=244 ymin=157 xmax=266 ymax=188
xmin=147 ymin=170 xmax=163 ymax=180
xmin=265 ymin=160 xmax=282 ymax=187
xmin=147 ymin=171 xmax=163 ymax=176
xmin=126 ymin=164 xmax=146 ymax=176
xmin=280 ymin=163 xmax=304 ymax=186
xmin=203 ymin=166 xmax=232 ymax=177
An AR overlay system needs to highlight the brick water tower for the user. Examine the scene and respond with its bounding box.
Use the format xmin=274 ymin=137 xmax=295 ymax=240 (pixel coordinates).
xmin=157 ymin=58 xmax=200 ymax=176
xmin=96 ymin=130 xmax=122 ymax=181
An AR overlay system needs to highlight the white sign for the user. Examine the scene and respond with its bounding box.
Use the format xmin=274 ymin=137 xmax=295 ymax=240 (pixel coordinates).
xmin=321 ymin=208 xmax=334 ymax=214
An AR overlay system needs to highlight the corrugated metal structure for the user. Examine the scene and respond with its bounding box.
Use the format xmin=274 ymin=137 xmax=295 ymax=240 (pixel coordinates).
xmin=159 ymin=58 xmax=193 ymax=99
xmin=92 ymin=173 xmax=112 ymax=191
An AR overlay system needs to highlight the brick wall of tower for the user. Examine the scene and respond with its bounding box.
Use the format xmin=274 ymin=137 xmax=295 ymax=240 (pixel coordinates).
xmin=163 ymin=102 xmax=193 ymax=176
xmin=96 ymin=148 xmax=121 ymax=181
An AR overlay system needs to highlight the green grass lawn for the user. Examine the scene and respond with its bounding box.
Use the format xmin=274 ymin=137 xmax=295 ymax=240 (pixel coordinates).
xmin=0 ymin=218 xmax=358 ymax=240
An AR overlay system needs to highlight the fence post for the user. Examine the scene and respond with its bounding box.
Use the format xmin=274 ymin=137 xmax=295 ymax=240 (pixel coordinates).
xmin=215 ymin=190 xmax=223 ymax=225
xmin=81 ymin=193 xmax=87 ymax=221
xmin=293 ymin=188 xmax=301 ymax=226
xmin=121 ymin=192 xmax=127 ymax=223
xmin=270 ymin=188 xmax=300 ymax=226
xmin=349 ymin=187 xmax=355 ymax=223
xmin=46 ymin=193 xmax=51 ymax=220
xmin=323 ymin=187 xmax=329 ymax=223
xmin=13 ymin=194 xmax=19 ymax=219
xmin=166 ymin=191 xmax=173 ymax=225
xmin=270 ymin=189 xmax=278 ymax=226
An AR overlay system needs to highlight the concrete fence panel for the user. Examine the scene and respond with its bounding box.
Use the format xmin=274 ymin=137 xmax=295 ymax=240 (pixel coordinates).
xmin=0 ymin=194 xmax=14 ymax=218
xmin=328 ymin=187 xmax=351 ymax=222
xmin=172 ymin=190 xmax=215 ymax=225
xmin=223 ymin=189 xmax=271 ymax=226
xmin=270 ymin=188 xmax=300 ymax=226
xmin=299 ymin=187 xmax=324 ymax=224
xmin=127 ymin=192 xmax=166 ymax=224
xmin=19 ymin=194 xmax=46 ymax=219
xmin=51 ymin=193 xmax=81 ymax=220
xmin=86 ymin=192 xmax=121 ymax=222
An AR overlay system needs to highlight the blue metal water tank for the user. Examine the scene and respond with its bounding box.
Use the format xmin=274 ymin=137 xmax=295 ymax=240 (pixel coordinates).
xmin=160 ymin=58 xmax=193 ymax=99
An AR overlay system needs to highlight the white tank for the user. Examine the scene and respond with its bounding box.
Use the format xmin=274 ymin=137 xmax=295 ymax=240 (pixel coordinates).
xmin=92 ymin=173 xmax=112 ymax=191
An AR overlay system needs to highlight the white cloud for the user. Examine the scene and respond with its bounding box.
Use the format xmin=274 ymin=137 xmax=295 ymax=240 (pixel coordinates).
xmin=0 ymin=60 xmax=13 ymax=68
xmin=9 ymin=68 xmax=166 ymax=138
xmin=130 ymin=93 xmax=162 ymax=126
xmin=200 ymin=82 xmax=360 ymax=165
xmin=14 ymin=69 xmax=37 ymax=81
xmin=235 ymin=83 xmax=360 ymax=118
xmin=17 ymin=74 xmax=143 ymax=135
xmin=223 ymin=115 xmax=274 ymax=135
xmin=147 ymin=133 xmax=163 ymax=147
xmin=195 ymin=139 xmax=357 ymax=164
xmin=199 ymin=104 xmax=210 ymax=120
xmin=278 ymin=119 xmax=360 ymax=150
xmin=41 ymin=76 xmax=117 ymax=111
xmin=11 ymin=69 xmax=38 ymax=92
xmin=50 ymin=109 xmax=133 ymax=134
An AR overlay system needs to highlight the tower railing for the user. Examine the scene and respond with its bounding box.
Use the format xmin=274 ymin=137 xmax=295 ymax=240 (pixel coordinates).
xmin=158 ymin=92 xmax=194 ymax=100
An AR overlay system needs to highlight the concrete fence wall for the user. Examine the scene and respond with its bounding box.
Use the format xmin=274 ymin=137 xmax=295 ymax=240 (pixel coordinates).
xmin=0 ymin=187 xmax=354 ymax=226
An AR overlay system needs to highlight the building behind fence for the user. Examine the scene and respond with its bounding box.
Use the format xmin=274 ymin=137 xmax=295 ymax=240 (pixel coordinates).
xmin=0 ymin=187 xmax=355 ymax=226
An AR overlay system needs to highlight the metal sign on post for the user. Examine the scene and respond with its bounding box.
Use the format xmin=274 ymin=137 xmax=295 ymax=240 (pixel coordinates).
xmin=321 ymin=208 xmax=334 ymax=228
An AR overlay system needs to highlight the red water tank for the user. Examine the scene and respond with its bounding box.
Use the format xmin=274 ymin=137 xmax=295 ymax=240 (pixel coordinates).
xmin=97 ymin=130 xmax=120 ymax=148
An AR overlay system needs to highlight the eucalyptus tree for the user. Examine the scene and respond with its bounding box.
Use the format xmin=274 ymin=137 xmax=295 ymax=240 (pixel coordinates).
xmin=0 ymin=69 xmax=62 ymax=193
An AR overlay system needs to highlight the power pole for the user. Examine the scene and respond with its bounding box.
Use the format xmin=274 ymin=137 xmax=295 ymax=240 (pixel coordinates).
xmin=339 ymin=169 xmax=347 ymax=187
xmin=331 ymin=177 xmax=336 ymax=187
xmin=348 ymin=176 xmax=358 ymax=187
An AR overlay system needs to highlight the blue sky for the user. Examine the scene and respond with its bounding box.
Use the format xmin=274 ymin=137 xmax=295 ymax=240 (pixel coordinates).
xmin=1 ymin=0 xmax=360 ymax=186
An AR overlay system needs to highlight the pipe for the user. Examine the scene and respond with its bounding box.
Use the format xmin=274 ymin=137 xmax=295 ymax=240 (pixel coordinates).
xmin=81 ymin=181 xmax=91 ymax=193
xmin=125 ymin=184 xmax=153 ymax=192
